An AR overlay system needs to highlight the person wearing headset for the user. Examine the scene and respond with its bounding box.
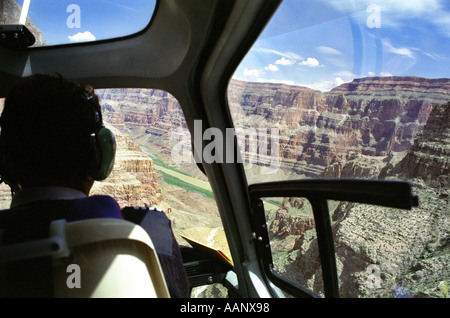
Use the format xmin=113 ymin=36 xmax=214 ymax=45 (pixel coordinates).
xmin=0 ymin=74 xmax=115 ymax=206
xmin=0 ymin=74 xmax=189 ymax=298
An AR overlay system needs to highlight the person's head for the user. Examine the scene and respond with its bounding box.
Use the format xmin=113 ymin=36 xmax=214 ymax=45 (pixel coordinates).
xmin=0 ymin=74 xmax=115 ymax=194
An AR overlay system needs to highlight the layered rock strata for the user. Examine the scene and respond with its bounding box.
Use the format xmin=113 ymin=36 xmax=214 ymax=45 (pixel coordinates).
xmin=388 ymin=101 xmax=450 ymax=188
xmin=97 ymin=77 xmax=450 ymax=181
xmin=268 ymin=101 xmax=449 ymax=298
xmin=90 ymin=123 xmax=162 ymax=207
xmin=228 ymin=77 xmax=450 ymax=177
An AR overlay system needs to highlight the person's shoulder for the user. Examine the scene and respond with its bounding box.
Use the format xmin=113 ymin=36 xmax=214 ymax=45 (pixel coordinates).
xmin=69 ymin=195 xmax=123 ymax=220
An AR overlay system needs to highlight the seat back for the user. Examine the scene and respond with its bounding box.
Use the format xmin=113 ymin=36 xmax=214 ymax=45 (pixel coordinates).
xmin=0 ymin=218 xmax=170 ymax=298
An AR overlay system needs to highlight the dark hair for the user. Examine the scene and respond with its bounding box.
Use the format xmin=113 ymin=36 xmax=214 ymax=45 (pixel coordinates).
xmin=0 ymin=74 xmax=102 ymax=188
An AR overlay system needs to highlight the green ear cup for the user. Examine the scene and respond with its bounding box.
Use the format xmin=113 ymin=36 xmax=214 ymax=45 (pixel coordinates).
xmin=90 ymin=127 xmax=116 ymax=181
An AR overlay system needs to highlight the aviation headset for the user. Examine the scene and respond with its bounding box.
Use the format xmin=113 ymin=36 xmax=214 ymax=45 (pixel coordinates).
xmin=84 ymin=91 xmax=116 ymax=181
xmin=0 ymin=83 xmax=116 ymax=191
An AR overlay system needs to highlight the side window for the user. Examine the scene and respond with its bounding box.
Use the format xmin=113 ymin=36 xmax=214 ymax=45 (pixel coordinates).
xmin=96 ymin=89 xmax=231 ymax=297
xmin=95 ymin=88 xmax=229 ymax=249
xmin=264 ymin=197 xmax=325 ymax=296
xmin=1 ymin=0 xmax=157 ymax=47
xmin=261 ymin=195 xmax=444 ymax=298
xmin=229 ymin=0 xmax=449 ymax=298
xmin=0 ymin=90 xmax=231 ymax=297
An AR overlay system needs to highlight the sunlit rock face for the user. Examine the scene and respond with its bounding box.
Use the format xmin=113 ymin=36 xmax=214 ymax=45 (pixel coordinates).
xmin=90 ymin=123 xmax=162 ymax=208
xmin=390 ymin=101 xmax=450 ymax=189
xmin=267 ymin=101 xmax=450 ymax=298
xmin=227 ymin=77 xmax=450 ymax=177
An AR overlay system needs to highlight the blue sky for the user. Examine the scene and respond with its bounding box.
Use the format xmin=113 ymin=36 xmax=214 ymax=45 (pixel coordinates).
xmin=233 ymin=0 xmax=450 ymax=91
xmin=15 ymin=0 xmax=156 ymax=45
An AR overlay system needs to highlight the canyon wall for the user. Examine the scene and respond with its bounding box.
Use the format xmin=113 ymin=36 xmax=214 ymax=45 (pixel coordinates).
xmin=228 ymin=77 xmax=450 ymax=177
xmin=96 ymin=76 xmax=450 ymax=181
xmin=268 ymin=101 xmax=449 ymax=298
xmin=387 ymin=101 xmax=450 ymax=188
xmin=96 ymin=77 xmax=450 ymax=182
xmin=97 ymin=88 xmax=187 ymax=166
xmin=90 ymin=123 xmax=162 ymax=208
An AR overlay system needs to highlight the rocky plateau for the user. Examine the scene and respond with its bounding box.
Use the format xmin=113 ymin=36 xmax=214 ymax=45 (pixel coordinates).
xmin=227 ymin=76 xmax=450 ymax=178
xmin=268 ymin=101 xmax=449 ymax=298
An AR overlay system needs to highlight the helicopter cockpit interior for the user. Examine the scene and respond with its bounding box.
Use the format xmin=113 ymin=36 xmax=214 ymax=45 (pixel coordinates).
xmin=0 ymin=0 xmax=448 ymax=300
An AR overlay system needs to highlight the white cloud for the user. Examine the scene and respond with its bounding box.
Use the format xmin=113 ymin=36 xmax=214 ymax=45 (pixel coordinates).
xmin=327 ymin=0 xmax=449 ymax=36
xmin=259 ymin=79 xmax=302 ymax=86
xmin=382 ymin=38 xmax=415 ymax=59
xmin=233 ymin=72 xmax=301 ymax=87
xmin=334 ymin=77 xmax=346 ymax=87
xmin=328 ymin=0 xmax=443 ymax=18
xmin=376 ymin=0 xmax=442 ymax=16
xmin=434 ymin=11 xmax=450 ymax=37
xmin=255 ymin=48 xmax=302 ymax=61
xmin=68 ymin=31 xmax=96 ymax=42
xmin=243 ymin=68 xmax=264 ymax=78
xmin=299 ymin=77 xmax=351 ymax=92
xmin=299 ymin=57 xmax=320 ymax=67
xmin=413 ymin=48 xmax=446 ymax=61
xmin=368 ymin=71 xmax=393 ymax=77
xmin=234 ymin=73 xmax=352 ymax=92
xmin=275 ymin=57 xmax=296 ymax=66
xmin=265 ymin=64 xmax=279 ymax=72
xmin=334 ymin=70 xmax=357 ymax=78
xmin=316 ymin=46 xmax=342 ymax=56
